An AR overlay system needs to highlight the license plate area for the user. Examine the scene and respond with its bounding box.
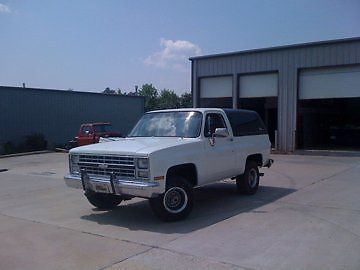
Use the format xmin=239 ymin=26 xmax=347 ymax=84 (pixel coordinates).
xmin=93 ymin=182 xmax=110 ymax=193
xmin=81 ymin=170 xmax=114 ymax=194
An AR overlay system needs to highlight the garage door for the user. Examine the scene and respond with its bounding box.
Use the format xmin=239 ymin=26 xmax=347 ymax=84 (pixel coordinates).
xmin=239 ymin=73 xmax=278 ymax=98
xmin=299 ymin=66 xmax=360 ymax=99
xmin=200 ymin=76 xmax=232 ymax=98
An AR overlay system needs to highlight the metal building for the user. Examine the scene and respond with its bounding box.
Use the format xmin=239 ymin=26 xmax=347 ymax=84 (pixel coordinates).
xmin=0 ymin=86 xmax=144 ymax=154
xmin=190 ymin=37 xmax=360 ymax=153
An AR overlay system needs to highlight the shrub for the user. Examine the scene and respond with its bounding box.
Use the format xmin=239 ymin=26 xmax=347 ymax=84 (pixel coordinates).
xmin=3 ymin=141 xmax=16 ymax=154
xmin=24 ymin=133 xmax=47 ymax=151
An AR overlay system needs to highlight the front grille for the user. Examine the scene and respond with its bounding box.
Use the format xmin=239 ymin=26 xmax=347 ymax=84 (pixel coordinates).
xmin=78 ymin=155 xmax=135 ymax=179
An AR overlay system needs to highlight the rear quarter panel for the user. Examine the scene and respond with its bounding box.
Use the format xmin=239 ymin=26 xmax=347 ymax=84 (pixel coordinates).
xmin=233 ymin=134 xmax=271 ymax=174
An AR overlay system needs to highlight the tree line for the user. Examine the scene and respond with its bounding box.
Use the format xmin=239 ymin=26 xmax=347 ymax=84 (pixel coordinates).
xmin=102 ymin=84 xmax=192 ymax=112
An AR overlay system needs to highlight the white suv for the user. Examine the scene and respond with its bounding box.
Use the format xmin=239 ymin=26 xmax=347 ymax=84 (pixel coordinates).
xmin=64 ymin=108 xmax=273 ymax=221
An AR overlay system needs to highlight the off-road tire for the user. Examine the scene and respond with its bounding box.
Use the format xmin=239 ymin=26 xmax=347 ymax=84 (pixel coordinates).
xmin=149 ymin=176 xmax=193 ymax=222
xmin=85 ymin=192 xmax=122 ymax=210
xmin=236 ymin=160 xmax=260 ymax=195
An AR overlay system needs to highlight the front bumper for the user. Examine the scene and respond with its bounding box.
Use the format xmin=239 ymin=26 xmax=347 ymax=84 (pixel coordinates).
xmin=64 ymin=173 xmax=162 ymax=198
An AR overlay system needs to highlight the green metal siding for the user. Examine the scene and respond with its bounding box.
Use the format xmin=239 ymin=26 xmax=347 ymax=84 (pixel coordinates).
xmin=0 ymin=87 xmax=144 ymax=153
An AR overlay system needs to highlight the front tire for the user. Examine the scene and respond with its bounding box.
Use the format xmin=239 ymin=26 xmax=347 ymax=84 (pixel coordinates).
xmin=85 ymin=192 xmax=122 ymax=210
xmin=149 ymin=176 xmax=193 ymax=222
xmin=236 ymin=160 xmax=260 ymax=195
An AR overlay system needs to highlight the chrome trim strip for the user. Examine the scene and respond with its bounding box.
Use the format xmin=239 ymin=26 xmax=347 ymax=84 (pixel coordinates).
xmin=77 ymin=161 xmax=135 ymax=167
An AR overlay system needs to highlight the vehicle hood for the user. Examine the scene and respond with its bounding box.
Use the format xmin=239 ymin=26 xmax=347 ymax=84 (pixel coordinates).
xmin=70 ymin=137 xmax=199 ymax=156
xmin=97 ymin=132 xmax=122 ymax=137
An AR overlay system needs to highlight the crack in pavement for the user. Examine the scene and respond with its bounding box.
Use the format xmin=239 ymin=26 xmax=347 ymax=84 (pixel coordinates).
xmin=272 ymin=203 xmax=360 ymax=240
xmin=297 ymin=161 xmax=360 ymax=190
xmin=0 ymin=212 xmax=254 ymax=270
xmin=276 ymin=200 xmax=360 ymax=213
xmin=272 ymin=161 xmax=360 ymax=192
xmin=97 ymin=246 xmax=154 ymax=270
xmin=0 ymin=212 xmax=155 ymax=249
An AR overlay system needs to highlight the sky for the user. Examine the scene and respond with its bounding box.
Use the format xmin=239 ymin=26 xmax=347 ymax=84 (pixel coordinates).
xmin=0 ymin=0 xmax=359 ymax=94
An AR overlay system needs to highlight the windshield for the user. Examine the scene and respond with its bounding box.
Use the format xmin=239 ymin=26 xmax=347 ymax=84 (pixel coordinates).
xmin=128 ymin=111 xmax=202 ymax=138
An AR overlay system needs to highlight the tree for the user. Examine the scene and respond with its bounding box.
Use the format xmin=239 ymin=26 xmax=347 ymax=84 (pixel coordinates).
xmin=179 ymin=92 xmax=192 ymax=108
xmin=117 ymin=88 xmax=127 ymax=95
xmin=103 ymin=87 xmax=116 ymax=94
xmin=138 ymin=84 xmax=159 ymax=111
xmin=101 ymin=84 xmax=192 ymax=111
xmin=158 ymin=89 xmax=180 ymax=109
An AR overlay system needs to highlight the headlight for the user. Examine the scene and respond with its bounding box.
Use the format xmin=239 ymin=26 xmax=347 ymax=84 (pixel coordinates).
xmin=70 ymin=154 xmax=79 ymax=164
xmin=137 ymin=158 xmax=149 ymax=169
xmin=69 ymin=154 xmax=80 ymax=174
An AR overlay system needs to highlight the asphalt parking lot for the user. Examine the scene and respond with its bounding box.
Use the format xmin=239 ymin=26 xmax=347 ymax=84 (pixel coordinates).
xmin=0 ymin=153 xmax=360 ymax=270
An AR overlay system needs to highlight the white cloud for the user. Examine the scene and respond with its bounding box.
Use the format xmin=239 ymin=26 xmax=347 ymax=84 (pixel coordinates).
xmin=0 ymin=3 xmax=11 ymax=13
xmin=144 ymin=38 xmax=202 ymax=71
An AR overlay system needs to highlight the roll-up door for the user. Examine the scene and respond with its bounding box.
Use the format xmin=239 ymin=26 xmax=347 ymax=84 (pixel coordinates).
xmin=299 ymin=66 xmax=360 ymax=99
xmin=239 ymin=73 xmax=278 ymax=98
xmin=200 ymin=76 xmax=232 ymax=98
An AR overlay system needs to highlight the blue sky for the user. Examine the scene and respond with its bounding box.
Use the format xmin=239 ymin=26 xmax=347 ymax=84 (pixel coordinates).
xmin=1 ymin=0 xmax=359 ymax=94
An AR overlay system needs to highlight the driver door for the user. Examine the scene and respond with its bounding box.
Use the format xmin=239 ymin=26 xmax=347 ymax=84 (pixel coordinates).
xmin=203 ymin=112 xmax=236 ymax=183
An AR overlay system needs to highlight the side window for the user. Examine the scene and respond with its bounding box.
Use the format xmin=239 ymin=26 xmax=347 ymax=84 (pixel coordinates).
xmin=204 ymin=113 xmax=227 ymax=137
xmin=226 ymin=112 xmax=267 ymax=137
xmin=94 ymin=125 xmax=106 ymax=133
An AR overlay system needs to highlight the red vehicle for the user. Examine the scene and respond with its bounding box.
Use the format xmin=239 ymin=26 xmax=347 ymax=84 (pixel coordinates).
xmin=71 ymin=123 xmax=122 ymax=147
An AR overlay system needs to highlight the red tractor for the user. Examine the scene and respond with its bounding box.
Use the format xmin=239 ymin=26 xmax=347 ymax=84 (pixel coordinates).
xmin=70 ymin=123 xmax=122 ymax=147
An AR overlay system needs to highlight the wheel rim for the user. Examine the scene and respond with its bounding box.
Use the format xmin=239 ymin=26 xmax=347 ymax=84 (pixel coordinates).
xmin=163 ymin=187 xmax=188 ymax=214
xmin=248 ymin=168 xmax=258 ymax=188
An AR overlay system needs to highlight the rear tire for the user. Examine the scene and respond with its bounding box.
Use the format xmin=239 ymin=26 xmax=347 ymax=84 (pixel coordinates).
xmin=149 ymin=176 xmax=193 ymax=222
xmin=236 ymin=160 xmax=260 ymax=195
xmin=85 ymin=192 xmax=122 ymax=210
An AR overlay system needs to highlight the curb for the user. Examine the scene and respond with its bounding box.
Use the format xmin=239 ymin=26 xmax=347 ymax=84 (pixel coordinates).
xmin=294 ymin=150 xmax=360 ymax=157
xmin=55 ymin=148 xmax=69 ymax=153
xmin=0 ymin=150 xmax=52 ymax=159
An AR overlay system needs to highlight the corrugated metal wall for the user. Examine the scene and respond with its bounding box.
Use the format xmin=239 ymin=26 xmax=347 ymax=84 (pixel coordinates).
xmin=191 ymin=38 xmax=360 ymax=152
xmin=0 ymin=87 xmax=144 ymax=153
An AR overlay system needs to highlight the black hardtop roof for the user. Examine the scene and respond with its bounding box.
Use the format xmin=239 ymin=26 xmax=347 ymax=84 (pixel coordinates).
xmin=223 ymin=108 xmax=259 ymax=115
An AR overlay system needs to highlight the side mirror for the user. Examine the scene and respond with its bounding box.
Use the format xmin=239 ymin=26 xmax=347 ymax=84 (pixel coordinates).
xmin=214 ymin=128 xmax=229 ymax=138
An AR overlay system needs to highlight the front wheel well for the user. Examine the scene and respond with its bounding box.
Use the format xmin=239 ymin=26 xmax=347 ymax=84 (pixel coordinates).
xmin=246 ymin=154 xmax=263 ymax=167
xmin=166 ymin=164 xmax=197 ymax=187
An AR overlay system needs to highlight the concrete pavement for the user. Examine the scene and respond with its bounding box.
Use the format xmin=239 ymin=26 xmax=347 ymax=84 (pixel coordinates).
xmin=0 ymin=153 xmax=359 ymax=269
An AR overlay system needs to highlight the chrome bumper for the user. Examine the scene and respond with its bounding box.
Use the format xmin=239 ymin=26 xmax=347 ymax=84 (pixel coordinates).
xmin=64 ymin=173 xmax=162 ymax=198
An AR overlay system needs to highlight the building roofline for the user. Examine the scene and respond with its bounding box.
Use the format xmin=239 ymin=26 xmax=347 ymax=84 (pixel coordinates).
xmin=189 ymin=36 xmax=360 ymax=61
xmin=0 ymin=86 xmax=144 ymax=99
